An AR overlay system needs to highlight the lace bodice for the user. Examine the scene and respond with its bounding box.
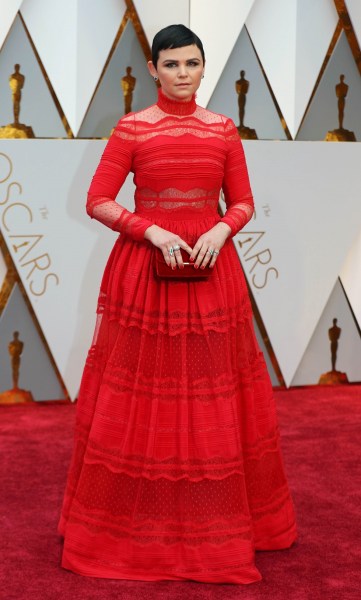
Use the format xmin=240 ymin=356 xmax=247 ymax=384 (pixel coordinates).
xmin=86 ymin=88 xmax=254 ymax=241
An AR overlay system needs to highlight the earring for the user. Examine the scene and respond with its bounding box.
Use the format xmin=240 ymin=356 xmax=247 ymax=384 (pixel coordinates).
xmin=153 ymin=76 xmax=158 ymax=81
xmin=202 ymin=73 xmax=205 ymax=79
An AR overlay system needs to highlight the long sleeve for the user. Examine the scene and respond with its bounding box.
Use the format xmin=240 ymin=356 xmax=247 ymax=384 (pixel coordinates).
xmin=220 ymin=118 xmax=254 ymax=237
xmin=86 ymin=116 xmax=153 ymax=242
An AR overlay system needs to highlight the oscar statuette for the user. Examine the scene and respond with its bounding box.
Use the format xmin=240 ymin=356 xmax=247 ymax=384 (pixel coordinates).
xmin=0 ymin=331 xmax=34 ymax=404
xmin=325 ymin=75 xmax=356 ymax=142
xmin=235 ymin=70 xmax=258 ymax=140
xmin=109 ymin=66 xmax=137 ymax=136
xmin=0 ymin=64 xmax=35 ymax=139
xmin=121 ymin=66 xmax=136 ymax=115
xmin=318 ymin=318 xmax=349 ymax=385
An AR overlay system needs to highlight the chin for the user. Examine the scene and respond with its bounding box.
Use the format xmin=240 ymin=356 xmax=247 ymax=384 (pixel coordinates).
xmin=172 ymin=88 xmax=195 ymax=100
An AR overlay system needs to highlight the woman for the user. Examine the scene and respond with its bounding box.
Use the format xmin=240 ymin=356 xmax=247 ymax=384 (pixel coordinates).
xmin=58 ymin=24 xmax=297 ymax=584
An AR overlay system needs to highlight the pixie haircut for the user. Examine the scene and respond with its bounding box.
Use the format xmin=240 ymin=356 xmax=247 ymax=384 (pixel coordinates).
xmin=152 ymin=24 xmax=205 ymax=66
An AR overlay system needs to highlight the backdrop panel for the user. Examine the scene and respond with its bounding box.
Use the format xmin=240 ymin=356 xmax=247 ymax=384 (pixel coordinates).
xmin=0 ymin=0 xmax=360 ymax=398
xmin=0 ymin=247 xmax=6 ymax=286
xmin=190 ymin=0 xmax=256 ymax=108
xmin=21 ymin=0 xmax=127 ymax=135
xmin=0 ymin=0 xmax=22 ymax=51
xmin=340 ymin=230 xmax=361 ymax=331
xmin=345 ymin=0 xmax=361 ymax=49
xmin=297 ymin=31 xmax=361 ymax=141
xmin=246 ymin=0 xmax=338 ymax=138
xmin=0 ymin=14 xmax=66 ymax=137
xmin=134 ymin=0 xmax=190 ymax=48
xmin=0 ymin=283 xmax=66 ymax=400
xmin=291 ymin=279 xmax=361 ymax=385
xmin=227 ymin=140 xmax=361 ymax=386
xmin=78 ymin=19 xmax=157 ymax=138
xmin=207 ymin=26 xmax=286 ymax=140
xmin=0 ymin=140 xmax=133 ymax=400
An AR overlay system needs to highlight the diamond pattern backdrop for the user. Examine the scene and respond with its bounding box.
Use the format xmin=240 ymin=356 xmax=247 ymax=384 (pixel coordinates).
xmin=0 ymin=0 xmax=360 ymax=399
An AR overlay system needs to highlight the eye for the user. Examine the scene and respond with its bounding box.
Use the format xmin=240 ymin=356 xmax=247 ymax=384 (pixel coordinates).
xmin=165 ymin=62 xmax=177 ymax=68
xmin=188 ymin=61 xmax=200 ymax=67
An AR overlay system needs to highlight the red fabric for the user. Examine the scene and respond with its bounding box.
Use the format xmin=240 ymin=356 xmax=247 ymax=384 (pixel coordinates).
xmin=58 ymin=89 xmax=297 ymax=583
xmin=86 ymin=88 xmax=254 ymax=239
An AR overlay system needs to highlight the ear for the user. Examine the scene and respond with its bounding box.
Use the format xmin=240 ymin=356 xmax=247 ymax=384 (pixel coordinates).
xmin=147 ymin=60 xmax=157 ymax=78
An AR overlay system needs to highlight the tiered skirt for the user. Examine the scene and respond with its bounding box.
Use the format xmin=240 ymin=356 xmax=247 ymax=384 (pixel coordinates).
xmin=58 ymin=213 xmax=297 ymax=583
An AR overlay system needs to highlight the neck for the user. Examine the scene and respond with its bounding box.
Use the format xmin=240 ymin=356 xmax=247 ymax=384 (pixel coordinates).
xmin=156 ymin=88 xmax=197 ymax=116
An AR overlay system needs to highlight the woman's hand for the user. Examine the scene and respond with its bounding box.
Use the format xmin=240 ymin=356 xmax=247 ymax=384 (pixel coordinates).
xmin=189 ymin=222 xmax=231 ymax=269
xmin=144 ymin=224 xmax=193 ymax=269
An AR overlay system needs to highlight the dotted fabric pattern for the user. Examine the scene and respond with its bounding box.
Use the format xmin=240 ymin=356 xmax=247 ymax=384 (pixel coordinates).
xmin=86 ymin=88 xmax=254 ymax=240
xmin=58 ymin=88 xmax=297 ymax=584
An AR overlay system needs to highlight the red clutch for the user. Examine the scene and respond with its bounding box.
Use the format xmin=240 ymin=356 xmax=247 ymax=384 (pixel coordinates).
xmin=154 ymin=248 xmax=212 ymax=279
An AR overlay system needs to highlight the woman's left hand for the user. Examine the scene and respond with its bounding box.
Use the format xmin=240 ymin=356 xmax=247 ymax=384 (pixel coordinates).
xmin=189 ymin=222 xmax=232 ymax=269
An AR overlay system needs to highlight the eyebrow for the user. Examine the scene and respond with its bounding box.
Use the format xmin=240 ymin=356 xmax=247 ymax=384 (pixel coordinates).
xmin=161 ymin=57 xmax=201 ymax=64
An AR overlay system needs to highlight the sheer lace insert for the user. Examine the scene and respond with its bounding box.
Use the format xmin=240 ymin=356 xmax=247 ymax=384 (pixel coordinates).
xmin=86 ymin=89 xmax=254 ymax=239
xmin=86 ymin=195 xmax=152 ymax=240
xmin=136 ymin=187 xmax=219 ymax=199
xmin=135 ymin=187 xmax=219 ymax=213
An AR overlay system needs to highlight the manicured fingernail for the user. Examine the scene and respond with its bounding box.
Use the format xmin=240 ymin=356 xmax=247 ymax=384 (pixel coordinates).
xmin=190 ymin=257 xmax=194 ymax=262
xmin=194 ymin=264 xmax=198 ymax=269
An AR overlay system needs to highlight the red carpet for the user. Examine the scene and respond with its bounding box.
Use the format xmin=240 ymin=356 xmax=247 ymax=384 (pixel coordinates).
xmin=1 ymin=386 xmax=360 ymax=600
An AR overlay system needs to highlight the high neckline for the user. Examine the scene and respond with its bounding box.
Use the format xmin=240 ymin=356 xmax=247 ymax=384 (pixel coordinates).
xmin=156 ymin=88 xmax=197 ymax=116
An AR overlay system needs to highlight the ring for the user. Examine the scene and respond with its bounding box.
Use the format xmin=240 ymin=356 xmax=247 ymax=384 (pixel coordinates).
xmin=208 ymin=249 xmax=214 ymax=256
xmin=168 ymin=247 xmax=174 ymax=256
xmin=214 ymin=249 xmax=220 ymax=255
xmin=173 ymin=244 xmax=180 ymax=251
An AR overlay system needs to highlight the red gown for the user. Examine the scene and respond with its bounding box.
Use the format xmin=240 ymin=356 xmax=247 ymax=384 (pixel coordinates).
xmin=58 ymin=89 xmax=297 ymax=584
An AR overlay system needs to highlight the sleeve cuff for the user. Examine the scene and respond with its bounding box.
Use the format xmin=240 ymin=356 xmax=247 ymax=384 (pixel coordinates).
xmin=219 ymin=216 xmax=237 ymax=237
xmin=131 ymin=219 xmax=154 ymax=242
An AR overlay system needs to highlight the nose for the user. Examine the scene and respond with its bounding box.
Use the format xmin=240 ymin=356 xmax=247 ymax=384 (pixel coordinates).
xmin=177 ymin=64 xmax=188 ymax=78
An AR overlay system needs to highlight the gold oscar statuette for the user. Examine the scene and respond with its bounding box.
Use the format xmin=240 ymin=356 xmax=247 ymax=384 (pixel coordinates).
xmin=121 ymin=66 xmax=136 ymax=115
xmin=235 ymin=70 xmax=257 ymax=140
xmin=0 ymin=64 xmax=35 ymax=139
xmin=109 ymin=66 xmax=137 ymax=137
xmin=0 ymin=331 xmax=34 ymax=404
xmin=325 ymin=75 xmax=356 ymax=142
xmin=318 ymin=318 xmax=349 ymax=385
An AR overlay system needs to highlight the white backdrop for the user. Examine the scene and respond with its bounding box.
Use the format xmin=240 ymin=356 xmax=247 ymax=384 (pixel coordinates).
xmin=0 ymin=0 xmax=360 ymax=400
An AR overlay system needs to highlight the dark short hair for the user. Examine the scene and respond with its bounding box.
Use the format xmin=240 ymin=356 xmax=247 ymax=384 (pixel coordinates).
xmin=152 ymin=24 xmax=205 ymax=66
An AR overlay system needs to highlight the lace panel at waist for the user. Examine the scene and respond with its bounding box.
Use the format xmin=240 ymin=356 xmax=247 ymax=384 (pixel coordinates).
xmin=135 ymin=187 xmax=220 ymax=218
xmin=135 ymin=187 xmax=219 ymax=200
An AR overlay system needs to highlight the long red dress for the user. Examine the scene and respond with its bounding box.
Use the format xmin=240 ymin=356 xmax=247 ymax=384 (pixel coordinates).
xmin=58 ymin=88 xmax=297 ymax=584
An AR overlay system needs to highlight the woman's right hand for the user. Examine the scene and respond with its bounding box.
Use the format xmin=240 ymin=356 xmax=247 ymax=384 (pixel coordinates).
xmin=144 ymin=224 xmax=193 ymax=269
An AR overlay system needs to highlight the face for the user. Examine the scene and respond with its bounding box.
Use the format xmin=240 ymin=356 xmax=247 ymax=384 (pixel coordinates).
xmin=148 ymin=44 xmax=204 ymax=102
